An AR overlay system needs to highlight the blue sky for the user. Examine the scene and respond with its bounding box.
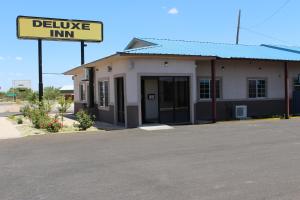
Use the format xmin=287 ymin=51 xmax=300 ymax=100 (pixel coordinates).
xmin=0 ymin=0 xmax=299 ymax=91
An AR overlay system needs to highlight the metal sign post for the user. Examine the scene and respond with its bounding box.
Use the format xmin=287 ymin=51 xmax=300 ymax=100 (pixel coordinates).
xmin=81 ymin=41 xmax=85 ymax=65
xmin=38 ymin=39 xmax=43 ymax=101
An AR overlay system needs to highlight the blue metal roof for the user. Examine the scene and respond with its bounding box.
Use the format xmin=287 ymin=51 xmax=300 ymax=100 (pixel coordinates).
xmin=122 ymin=38 xmax=300 ymax=61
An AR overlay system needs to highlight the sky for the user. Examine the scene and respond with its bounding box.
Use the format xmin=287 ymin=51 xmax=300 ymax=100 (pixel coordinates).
xmin=0 ymin=0 xmax=299 ymax=91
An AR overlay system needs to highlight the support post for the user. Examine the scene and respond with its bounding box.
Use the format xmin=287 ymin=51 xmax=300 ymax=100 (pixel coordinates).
xmin=284 ymin=62 xmax=290 ymax=119
xmin=38 ymin=39 xmax=43 ymax=102
xmin=211 ymin=60 xmax=217 ymax=123
xmin=81 ymin=41 xmax=85 ymax=65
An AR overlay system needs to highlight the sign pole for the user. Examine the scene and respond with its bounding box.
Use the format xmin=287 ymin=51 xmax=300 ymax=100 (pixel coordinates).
xmin=38 ymin=39 xmax=43 ymax=102
xmin=81 ymin=41 xmax=85 ymax=65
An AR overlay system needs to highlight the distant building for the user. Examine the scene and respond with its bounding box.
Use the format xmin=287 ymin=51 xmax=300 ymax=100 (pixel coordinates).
xmin=59 ymin=85 xmax=74 ymax=100
xmin=64 ymin=37 xmax=300 ymax=128
xmin=12 ymin=80 xmax=31 ymax=90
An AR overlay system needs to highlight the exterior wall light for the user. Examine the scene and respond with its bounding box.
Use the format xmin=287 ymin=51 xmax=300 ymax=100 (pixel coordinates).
xmin=164 ymin=61 xmax=169 ymax=67
xmin=129 ymin=60 xmax=135 ymax=70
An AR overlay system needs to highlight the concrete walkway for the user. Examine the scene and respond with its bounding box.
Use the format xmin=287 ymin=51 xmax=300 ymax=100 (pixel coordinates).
xmin=0 ymin=117 xmax=22 ymax=139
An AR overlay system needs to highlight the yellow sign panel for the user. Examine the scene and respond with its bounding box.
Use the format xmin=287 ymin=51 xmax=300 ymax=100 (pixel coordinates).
xmin=17 ymin=16 xmax=103 ymax=42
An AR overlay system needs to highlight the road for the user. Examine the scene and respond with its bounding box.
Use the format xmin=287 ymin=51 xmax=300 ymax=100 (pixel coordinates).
xmin=1 ymin=118 xmax=300 ymax=200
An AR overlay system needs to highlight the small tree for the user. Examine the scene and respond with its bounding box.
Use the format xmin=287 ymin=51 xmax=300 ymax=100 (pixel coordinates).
xmin=57 ymin=96 xmax=72 ymax=126
xmin=26 ymin=91 xmax=39 ymax=105
xmin=44 ymin=86 xmax=61 ymax=101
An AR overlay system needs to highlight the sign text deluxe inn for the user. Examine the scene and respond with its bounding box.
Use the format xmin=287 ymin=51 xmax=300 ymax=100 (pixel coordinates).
xmin=17 ymin=16 xmax=103 ymax=42
xmin=17 ymin=16 xmax=103 ymax=101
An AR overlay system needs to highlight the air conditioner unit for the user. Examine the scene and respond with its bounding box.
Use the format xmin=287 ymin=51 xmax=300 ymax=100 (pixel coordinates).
xmin=235 ymin=105 xmax=247 ymax=119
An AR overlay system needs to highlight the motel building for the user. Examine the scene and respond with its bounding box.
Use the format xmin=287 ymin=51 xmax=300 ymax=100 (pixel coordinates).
xmin=64 ymin=38 xmax=300 ymax=128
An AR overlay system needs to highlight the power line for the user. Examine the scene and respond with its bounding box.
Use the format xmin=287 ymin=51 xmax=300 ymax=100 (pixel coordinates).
xmin=43 ymin=73 xmax=63 ymax=75
xmin=240 ymin=26 xmax=295 ymax=45
xmin=250 ymin=0 xmax=292 ymax=28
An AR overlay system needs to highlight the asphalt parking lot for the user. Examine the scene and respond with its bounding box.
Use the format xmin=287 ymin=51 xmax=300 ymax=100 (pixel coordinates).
xmin=1 ymin=118 xmax=300 ymax=200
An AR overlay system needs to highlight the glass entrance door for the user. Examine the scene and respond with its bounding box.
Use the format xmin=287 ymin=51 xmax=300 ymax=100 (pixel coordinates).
xmin=159 ymin=77 xmax=190 ymax=124
xmin=174 ymin=77 xmax=190 ymax=123
xmin=159 ymin=77 xmax=174 ymax=123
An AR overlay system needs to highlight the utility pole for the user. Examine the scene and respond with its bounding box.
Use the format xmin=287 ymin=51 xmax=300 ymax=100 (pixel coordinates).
xmin=236 ymin=9 xmax=241 ymax=44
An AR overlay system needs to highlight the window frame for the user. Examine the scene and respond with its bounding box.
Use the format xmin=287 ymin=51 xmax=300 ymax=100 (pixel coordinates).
xmin=198 ymin=77 xmax=222 ymax=100
xmin=79 ymin=82 xmax=86 ymax=102
xmin=293 ymin=77 xmax=300 ymax=91
xmin=247 ymin=78 xmax=267 ymax=99
xmin=98 ymin=79 xmax=109 ymax=109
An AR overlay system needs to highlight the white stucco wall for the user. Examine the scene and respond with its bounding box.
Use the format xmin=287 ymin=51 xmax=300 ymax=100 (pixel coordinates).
xmin=126 ymin=58 xmax=197 ymax=125
xmin=126 ymin=58 xmax=197 ymax=104
xmin=93 ymin=59 xmax=129 ymax=106
xmin=196 ymin=60 xmax=300 ymax=100
xmin=73 ymin=71 xmax=85 ymax=102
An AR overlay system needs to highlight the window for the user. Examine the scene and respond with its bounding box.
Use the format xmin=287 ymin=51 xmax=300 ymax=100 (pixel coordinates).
xmin=293 ymin=77 xmax=300 ymax=91
xmin=79 ymin=83 xmax=86 ymax=101
xmin=248 ymin=79 xmax=266 ymax=98
xmin=199 ymin=79 xmax=221 ymax=99
xmin=98 ymin=80 xmax=109 ymax=108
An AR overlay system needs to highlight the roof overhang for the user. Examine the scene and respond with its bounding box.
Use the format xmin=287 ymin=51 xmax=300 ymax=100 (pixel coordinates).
xmin=118 ymin=52 xmax=217 ymax=60
xmin=63 ymin=53 xmax=120 ymax=75
xmin=64 ymin=51 xmax=300 ymax=76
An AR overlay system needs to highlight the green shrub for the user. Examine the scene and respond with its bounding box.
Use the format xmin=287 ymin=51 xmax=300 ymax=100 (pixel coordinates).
xmin=46 ymin=115 xmax=62 ymax=133
xmin=75 ymin=110 xmax=95 ymax=131
xmin=20 ymin=99 xmax=55 ymax=130
xmin=17 ymin=117 xmax=23 ymax=124
xmin=30 ymin=107 xmax=51 ymax=129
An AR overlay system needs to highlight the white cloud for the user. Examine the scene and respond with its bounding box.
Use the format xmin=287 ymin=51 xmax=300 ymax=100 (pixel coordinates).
xmin=0 ymin=56 xmax=4 ymax=60
xmin=168 ymin=7 xmax=179 ymax=15
xmin=15 ymin=56 xmax=23 ymax=61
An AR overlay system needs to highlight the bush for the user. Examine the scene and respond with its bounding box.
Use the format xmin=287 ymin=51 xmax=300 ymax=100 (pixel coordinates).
xmin=17 ymin=117 xmax=23 ymax=124
xmin=20 ymin=105 xmax=31 ymax=117
xmin=44 ymin=87 xmax=61 ymax=101
xmin=30 ymin=107 xmax=51 ymax=129
xmin=75 ymin=110 xmax=95 ymax=131
xmin=46 ymin=115 xmax=62 ymax=133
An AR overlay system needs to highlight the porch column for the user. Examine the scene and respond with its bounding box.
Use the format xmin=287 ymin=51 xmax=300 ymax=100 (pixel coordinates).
xmin=284 ymin=62 xmax=290 ymax=119
xmin=211 ymin=60 xmax=217 ymax=123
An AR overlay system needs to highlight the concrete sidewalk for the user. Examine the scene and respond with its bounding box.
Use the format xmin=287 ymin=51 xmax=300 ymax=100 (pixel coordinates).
xmin=0 ymin=117 xmax=22 ymax=139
